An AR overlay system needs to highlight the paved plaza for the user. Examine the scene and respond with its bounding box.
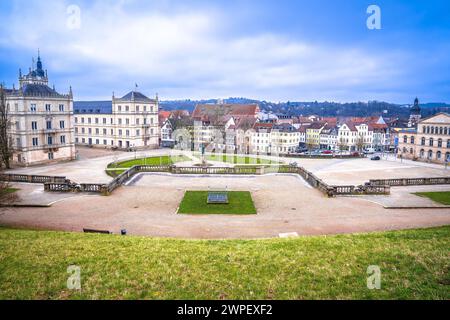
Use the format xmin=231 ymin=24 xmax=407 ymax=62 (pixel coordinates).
xmin=0 ymin=173 xmax=449 ymax=239
xmin=1 ymin=147 xmax=449 ymax=239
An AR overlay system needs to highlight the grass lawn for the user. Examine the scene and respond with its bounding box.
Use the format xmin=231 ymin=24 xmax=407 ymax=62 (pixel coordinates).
xmin=192 ymin=152 xmax=279 ymax=165
xmin=1 ymin=188 xmax=19 ymax=194
xmin=178 ymin=191 xmax=257 ymax=215
xmin=0 ymin=226 xmax=448 ymax=299
xmin=414 ymin=192 xmax=450 ymax=205
xmin=106 ymin=155 xmax=191 ymax=177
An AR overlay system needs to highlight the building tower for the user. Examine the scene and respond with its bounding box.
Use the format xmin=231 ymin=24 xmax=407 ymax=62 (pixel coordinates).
xmin=408 ymin=97 xmax=421 ymax=127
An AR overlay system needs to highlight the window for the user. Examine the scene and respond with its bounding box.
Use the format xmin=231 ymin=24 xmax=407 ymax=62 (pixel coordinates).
xmin=411 ymin=136 xmax=415 ymax=144
xmin=118 ymin=106 xmax=122 ymax=112
xmin=103 ymin=129 xmax=107 ymax=135
xmin=126 ymin=130 xmax=130 ymax=137
xmin=75 ymin=128 xmax=78 ymax=133
xmin=447 ymin=140 xmax=450 ymax=148
xmin=59 ymin=104 xmax=64 ymax=112
xmin=88 ymin=118 xmax=91 ymax=124
xmin=136 ymin=129 xmax=140 ymax=136
xmin=438 ymin=139 xmax=442 ymax=148
xmin=437 ymin=151 xmax=442 ymax=159
xmin=126 ymin=106 xmax=129 ymax=112
xmin=403 ymin=136 xmax=407 ymax=143
xmin=421 ymin=137 xmax=425 ymax=145
xmin=60 ymin=120 xmax=65 ymax=129
xmin=136 ymin=118 xmax=140 ymax=125
xmin=30 ymin=104 xmax=37 ymax=112
xmin=96 ymin=128 xmax=99 ymax=134
xmin=429 ymin=138 xmax=434 ymax=147
xmin=96 ymin=139 xmax=99 ymax=145
xmin=48 ymin=152 xmax=54 ymax=160
xmin=31 ymin=121 xmax=38 ymax=130
xmin=81 ymin=118 xmax=85 ymax=124
xmin=103 ymin=118 xmax=107 ymax=124
xmin=95 ymin=118 xmax=99 ymax=124
xmin=126 ymin=118 xmax=130 ymax=125
xmin=32 ymin=137 xmax=38 ymax=146
xmin=45 ymin=104 xmax=51 ymax=112
xmin=46 ymin=121 xmax=52 ymax=130
xmin=75 ymin=117 xmax=78 ymax=123
xmin=103 ymin=140 xmax=107 ymax=145
xmin=119 ymin=129 xmax=122 ymax=136
xmin=428 ymin=150 xmax=433 ymax=159
xmin=60 ymin=135 xmax=66 ymax=144
xmin=118 ymin=119 xmax=122 ymax=125
xmin=48 ymin=136 xmax=53 ymax=145
xmin=88 ymin=128 xmax=92 ymax=134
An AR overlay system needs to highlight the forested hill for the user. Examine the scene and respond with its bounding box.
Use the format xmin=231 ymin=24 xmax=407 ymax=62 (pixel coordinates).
xmin=160 ymin=98 xmax=450 ymax=118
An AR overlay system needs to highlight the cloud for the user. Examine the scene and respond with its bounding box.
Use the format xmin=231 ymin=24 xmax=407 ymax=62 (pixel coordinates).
xmin=0 ymin=0 xmax=425 ymax=102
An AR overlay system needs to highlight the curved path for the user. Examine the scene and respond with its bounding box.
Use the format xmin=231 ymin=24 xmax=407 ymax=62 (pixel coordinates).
xmin=1 ymin=174 xmax=449 ymax=239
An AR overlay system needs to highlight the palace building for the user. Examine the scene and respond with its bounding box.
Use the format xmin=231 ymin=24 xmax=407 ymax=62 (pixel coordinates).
xmin=398 ymin=112 xmax=450 ymax=164
xmin=5 ymin=54 xmax=76 ymax=166
xmin=74 ymin=91 xmax=159 ymax=150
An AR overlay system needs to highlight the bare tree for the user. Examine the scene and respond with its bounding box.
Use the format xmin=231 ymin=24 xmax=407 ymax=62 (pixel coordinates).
xmin=0 ymin=85 xmax=12 ymax=169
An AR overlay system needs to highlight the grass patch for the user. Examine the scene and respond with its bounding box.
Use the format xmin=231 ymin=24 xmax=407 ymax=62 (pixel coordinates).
xmin=0 ymin=226 xmax=448 ymax=299
xmin=1 ymin=188 xmax=19 ymax=194
xmin=414 ymin=192 xmax=450 ymax=205
xmin=193 ymin=152 xmax=279 ymax=165
xmin=106 ymin=155 xmax=191 ymax=177
xmin=178 ymin=191 xmax=256 ymax=215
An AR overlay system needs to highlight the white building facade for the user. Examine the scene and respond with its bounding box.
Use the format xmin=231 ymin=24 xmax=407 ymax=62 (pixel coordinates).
xmin=74 ymin=91 xmax=159 ymax=150
xmin=5 ymin=55 xmax=76 ymax=166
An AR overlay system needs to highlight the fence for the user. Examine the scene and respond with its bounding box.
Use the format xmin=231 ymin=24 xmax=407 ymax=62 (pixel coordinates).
xmin=9 ymin=164 xmax=450 ymax=198
xmin=0 ymin=174 xmax=67 ymax=184
xmin=368 ymin=177 xmax=450 ymax=187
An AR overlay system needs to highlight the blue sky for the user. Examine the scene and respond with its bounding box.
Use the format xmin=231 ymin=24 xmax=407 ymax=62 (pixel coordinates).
xmin=0 ymin=0 xmax=449 ymax=103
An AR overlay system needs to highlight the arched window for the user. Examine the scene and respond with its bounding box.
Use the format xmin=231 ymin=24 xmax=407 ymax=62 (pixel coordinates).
xmin=429 ymin=138 xmax=434 ymax=147
xmin=447 ymin=140 xmax=450 ymax=148
xmin=421 ymin=137 xmax=426 ymax=145
xmin=428 ymin=150 xmax=433 ymax=159
xmin=427 ymin=126 xmax=430 ymax=134
xmin=437 ymin=151 xmax=442 ymax=159
xmin=420 ymin=149 xmax=425 ymax=158
xmin=446 ymin=152 xmax=450 ymax=162
xmin=440 ymin=127 xmax=443 ymax=135
xmin=411 ymin=136 xmax=415 ymax=144
xmin=438 ymin=139 xmax=442 ymax=148
xmin=403 ymin=135 xmax=408 ymax=143
xmin=422 ymin=126 xmax=426 ymax=133
xmin=431 ymin=127 xmax=434 ymax=134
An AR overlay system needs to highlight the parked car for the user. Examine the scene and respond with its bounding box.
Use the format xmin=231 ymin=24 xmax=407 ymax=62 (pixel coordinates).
xmin=371 ymin=156 xmax=381 ymax=161
xmin=322 ymin=150 xmax=333 ymax=154
xmin=351 ymin=152 xmax=360 ymax=157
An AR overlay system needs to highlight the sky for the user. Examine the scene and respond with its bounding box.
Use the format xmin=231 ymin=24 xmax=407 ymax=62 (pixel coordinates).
xmin=0 ymin=0 xmax=449 ymax=103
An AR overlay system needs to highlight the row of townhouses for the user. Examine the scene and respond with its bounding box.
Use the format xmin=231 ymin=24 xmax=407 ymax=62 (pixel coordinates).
xmin=3 ymin=55 xmax=450 ymax=166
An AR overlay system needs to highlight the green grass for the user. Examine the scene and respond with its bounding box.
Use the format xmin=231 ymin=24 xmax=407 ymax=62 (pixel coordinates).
xmin=0 ymin=226 xmax=448 ymax=299
xmin=192 ymin=152 xmax=279 ymax=165
xmin=414 ymin=192 xmax=450 ymax=205
xmin=106 ymin=155 xmax=191 ymax=177
xmin=178 ymin=191 xmax=257 ymax=215
xmin=1 ymin=188 xmax=19 ymax=194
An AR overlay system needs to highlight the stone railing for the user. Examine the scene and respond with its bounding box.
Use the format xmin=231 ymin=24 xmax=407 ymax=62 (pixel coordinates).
xmin=368 ymin=177 xmax=450 ymax=187
xmin=0 ymin=173 xmax=67 ymax=184
xmin=37 ymin=165 xmax=390 ymax=197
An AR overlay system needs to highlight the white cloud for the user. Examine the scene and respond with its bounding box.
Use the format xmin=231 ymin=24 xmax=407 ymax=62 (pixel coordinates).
xmin=0 ymin=0 xmax=413 ymax=101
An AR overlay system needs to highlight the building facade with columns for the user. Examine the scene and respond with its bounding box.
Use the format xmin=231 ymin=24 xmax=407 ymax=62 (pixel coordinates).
xmin=74 ymin=91 xmax=159 ymax=150
xmin=5 ymin=55 xmax=76 ymax=166
xmin=397 ymin=113 xmax=450 ymax=164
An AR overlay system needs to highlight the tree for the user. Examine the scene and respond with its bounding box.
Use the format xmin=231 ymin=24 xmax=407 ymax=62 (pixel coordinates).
xmin=0 ymin=85 xmax=12 ymax=169
xmin=338 ymin=137 xmax=347 ymax=154
xmin=356 ymin=136 xmax=365 ymax=152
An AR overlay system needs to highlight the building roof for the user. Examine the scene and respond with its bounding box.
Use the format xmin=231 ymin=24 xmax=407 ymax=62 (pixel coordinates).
xmin=117 ymin=91 xmax=153 ymax=102
xmin=74 ymin=101 xmax=113 ymax=114
xmin=192 ymin=104 xmax=259 ymax=120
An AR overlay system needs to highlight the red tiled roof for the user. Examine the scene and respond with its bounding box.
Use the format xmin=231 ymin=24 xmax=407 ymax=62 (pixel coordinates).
xmin=192 ymin=104 xmax=260 ymax=120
